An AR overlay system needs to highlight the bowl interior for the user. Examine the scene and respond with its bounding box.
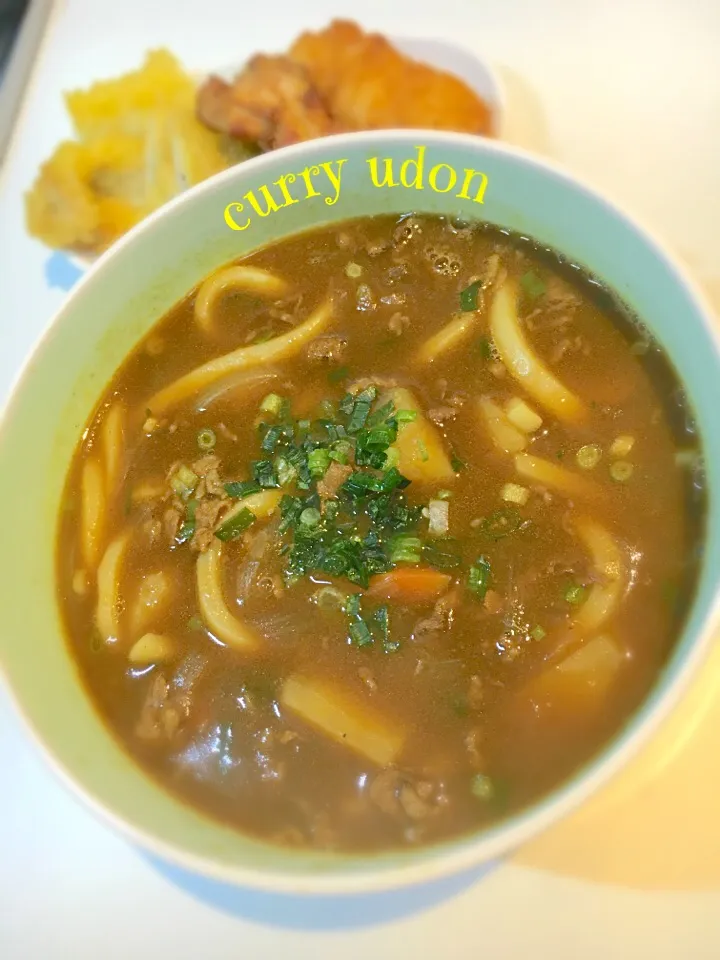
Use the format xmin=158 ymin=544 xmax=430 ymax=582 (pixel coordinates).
xmin=1 ymin=131 xmax=719 ymax=892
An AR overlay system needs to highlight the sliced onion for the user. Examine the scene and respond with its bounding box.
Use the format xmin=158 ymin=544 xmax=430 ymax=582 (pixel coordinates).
xmin=428 ymin=499 xmax=449 ymax=536
xmin=194 ymin=367 xmax=280 ymax=412
xmin=196 ymin=541 xmax=260 ymax=651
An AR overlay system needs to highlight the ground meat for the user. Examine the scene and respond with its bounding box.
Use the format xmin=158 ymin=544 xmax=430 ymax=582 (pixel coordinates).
xmin=413 ymin=589 xmax=459 ymax=641
xmin=306 ymin=335 xmax=348 ymax=363
xmin=317 ymin=461 xmax=352 ymax=499
xmin=427 ymin=405 xmax=457 ymax=425
xmin=369 ymin=769 xmax=440 ymax=821
xmin=191 ymin=499 xmax=226 ymax=552
xmin=388 ymin=312 xmax=409 ymax=336
xmin=366 ymin=238 xmax=390 ymax=256
xmin=163 ymin=506 xmax=181 ymax=544
xmin=356 ymin=283 xmax=376 ymax=311
xmin=192 ymin=455 xmax=225 ymax=498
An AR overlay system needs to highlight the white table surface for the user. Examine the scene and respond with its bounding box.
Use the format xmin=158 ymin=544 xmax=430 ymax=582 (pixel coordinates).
xmin=1 ymin=1 xmax=720 ymax=956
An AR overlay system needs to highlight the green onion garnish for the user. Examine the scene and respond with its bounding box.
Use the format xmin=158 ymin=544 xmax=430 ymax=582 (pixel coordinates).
xmin=460 ymin=280 xmax=482 ymax=311
xmin=214 ymin=507 xmax=256 ymax=542
xmin=468 ymin=555 xmax=491 ymax=599
xmin=197 ymin=427 xmax=216 ymax=452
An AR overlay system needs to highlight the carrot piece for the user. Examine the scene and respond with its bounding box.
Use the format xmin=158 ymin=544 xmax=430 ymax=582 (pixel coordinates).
xmin=367 ymin=567 xmax=451 ymax=602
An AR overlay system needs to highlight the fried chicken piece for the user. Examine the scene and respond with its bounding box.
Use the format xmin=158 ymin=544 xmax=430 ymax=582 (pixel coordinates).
xmin=196 ymin=54 xmax=335 ymax=151
xmin=289 ymin=20 xmax=492 ymax=135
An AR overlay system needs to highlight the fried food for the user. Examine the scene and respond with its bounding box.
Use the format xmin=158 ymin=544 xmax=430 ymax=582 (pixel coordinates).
xmin=195 ymin=19 xmax=493 ymax=153
xmin=26 ymin=50 xmax=239 ymax=254
xmin=197 ymin=54 xmax=336 ymax=151
xmin=290 ymin=20 xmax=492 ymax=135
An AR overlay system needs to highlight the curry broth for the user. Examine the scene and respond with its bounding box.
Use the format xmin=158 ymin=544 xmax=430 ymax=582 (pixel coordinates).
xmin=57 ymin=215 xmax=703 ymax=851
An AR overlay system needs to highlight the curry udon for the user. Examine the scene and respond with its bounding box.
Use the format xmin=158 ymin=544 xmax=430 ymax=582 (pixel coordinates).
xmin=57 ymin=215 xmax=704 ymax=851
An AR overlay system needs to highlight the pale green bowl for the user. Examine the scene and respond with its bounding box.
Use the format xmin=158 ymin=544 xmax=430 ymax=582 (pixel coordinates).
xmin=1 ymin=132 xmax=719 ymax=894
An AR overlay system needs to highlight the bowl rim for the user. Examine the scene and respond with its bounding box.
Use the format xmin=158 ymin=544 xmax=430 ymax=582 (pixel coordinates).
xmin=2 ymin=128 xmax=720 ymax=895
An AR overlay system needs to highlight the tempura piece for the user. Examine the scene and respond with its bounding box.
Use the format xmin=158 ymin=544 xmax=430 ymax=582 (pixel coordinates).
xmin=196 ymin=55 xmax=336 ymax=151
xmin=25 ymin=50 xmax=231 ymax=254
xmin=289 ymin=20 xmax=492 ymax=135
xmin=281 ymin=674 xmax=404 ymax=766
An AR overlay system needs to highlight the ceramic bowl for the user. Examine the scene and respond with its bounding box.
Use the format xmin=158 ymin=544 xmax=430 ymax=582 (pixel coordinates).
xmin=1 ymin=130 xmax=719 ymax=894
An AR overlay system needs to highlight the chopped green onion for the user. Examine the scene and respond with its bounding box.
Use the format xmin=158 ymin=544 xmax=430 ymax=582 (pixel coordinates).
xmin=530 ymin=624 xmax=546 ymax=641
xmin=436 ymin=489 xmax=453 ymax=500
xmin=576 ymin=444 xmax=602 ymax=470
xmin=468 ymin=555 xmax=492 ymax=599
xmin=564 ymin=583 xmax=587 ymax=605
xmin=349 ymin=619 xmax=373 ymax=647
xmin=470 ymin=773 xmax=495 ymax=801
xmin=345 ymin=262 xmax=363 ymax=278
xmin=395 ymin=409 xmax=418 ymax=424
xmin=252 ymin=459 xmax=279 ymax=488
xmin=416 ymin=439 xmax=429 ymax=462
xmin=308 ymin=448 xmax=331 ymax=479
xmin=384 ymin=447 xmax=400 ymax=469
xmin=169 ymin=464 xmax=198 ymax=499
xmin=224 ymin=479 xmax=261 ymax=499
xmin=450 ymin=449 xmax=467 ymax=472
xmin=187 ymin=616 xmax=204 ymax=632
xmin=197 ymin=427 xmax=216 ymax=452
xmin=260 ymin=393 xmax=283 ymax=416
xmin=460 ymin=279 xmax=482 ymax=311
xmin=367 ymin=400 xmax=395 ymax=427
xmin=610 ymin=460 xmax=634 ymax=482
xmin=390 ymin=533 xmax=423 ymax=564
xmin=329 ymin=439 xmax=353 ymax=464
xmin=481 ymin=507 xmax=523 ymax=540
xmin=422 ymin=540 xmax=462 ymax=569
xmin=299 ymin=507 xmax=322 ymax=527
xmin=215 ymin=507 xmax=256 ymax=541
xmin=176 ymin=499 xmax=197 ymax=544
xmin=275 ymin=456 xmax=297 ymax=487
xmin=520 ymin=270 xmax=546 ymax=299
xmin=260 ymin=424 xmax=284 ymax=453
xmin=346 ymin=593 xmax=361 ymax=618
